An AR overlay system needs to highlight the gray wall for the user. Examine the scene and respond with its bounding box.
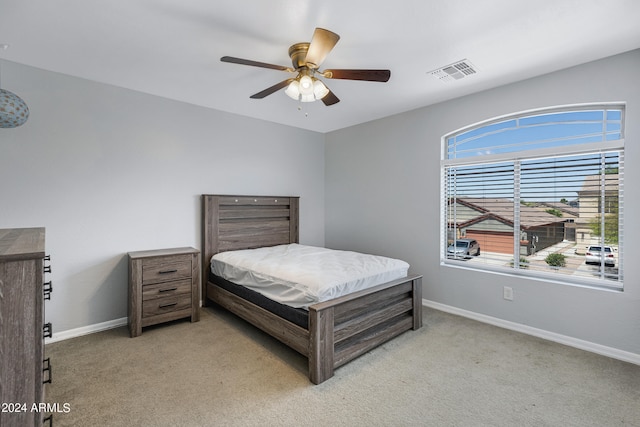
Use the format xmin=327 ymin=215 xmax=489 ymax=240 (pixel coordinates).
xmin=0 ymin=61 xmax=325 ymax=333
xmin=325 ymin=49 xmax=640 ymax=356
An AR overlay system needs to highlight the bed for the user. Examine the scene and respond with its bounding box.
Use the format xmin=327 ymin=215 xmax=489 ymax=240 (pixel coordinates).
xmin=201 ymin=194 xmax=422 ymax=384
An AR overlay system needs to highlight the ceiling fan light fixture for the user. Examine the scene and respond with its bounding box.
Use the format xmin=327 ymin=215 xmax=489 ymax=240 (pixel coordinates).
xmin=299 ymin=75 xmax=314 ymax=94
xmin=285 ymin=80 xmax=300 ymax=100
xmin=300 ymin=92 xmax=316 ymax=103
xmin=285 ymin=75 xmax=329 ymax=103
xmin=313 ymin=79 xmax=329 ymax=99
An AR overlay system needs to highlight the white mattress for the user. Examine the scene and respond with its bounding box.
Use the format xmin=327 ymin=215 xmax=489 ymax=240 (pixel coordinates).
xmin=210 ymin=244 xmax=410 ymax=309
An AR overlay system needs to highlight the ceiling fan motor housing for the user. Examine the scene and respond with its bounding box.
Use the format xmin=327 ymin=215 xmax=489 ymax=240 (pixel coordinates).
xmin=288 ymin=43 xmax=311 ymax=69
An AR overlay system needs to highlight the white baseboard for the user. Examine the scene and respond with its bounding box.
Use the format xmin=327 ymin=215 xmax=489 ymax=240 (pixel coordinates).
xmin=45 ymin=317 xmax=128 ymax=344
xmin=423 ymin=299 xmax=640 ymax=366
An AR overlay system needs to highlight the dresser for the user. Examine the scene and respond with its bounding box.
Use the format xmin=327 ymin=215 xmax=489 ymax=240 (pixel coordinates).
xmin=0 ymin=228 xmax=51 ymax=427
xmin=128 ymin=247 xmax=200 ymax=337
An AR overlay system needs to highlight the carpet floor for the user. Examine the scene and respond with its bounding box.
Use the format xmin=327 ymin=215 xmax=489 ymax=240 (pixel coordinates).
xmin=45 ymin=306 xmax=640 ymax=426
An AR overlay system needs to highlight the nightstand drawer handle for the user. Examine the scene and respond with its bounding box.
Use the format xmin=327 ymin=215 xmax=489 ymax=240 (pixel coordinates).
xmin=159 ymin=302 xmax=178 ymax=309
xmin=159 ymin=287 xmax=177 ymax=293
xmin=158 ymin=269 xmax=178 ymax=274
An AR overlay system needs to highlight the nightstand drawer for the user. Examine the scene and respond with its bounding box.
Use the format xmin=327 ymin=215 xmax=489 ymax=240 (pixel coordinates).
xmin=142 ymin=294 xmax=192 ymax=317
xmin=142 ymin=255 xmax=191 ymax=284
xmin=143 ymin=279 xmax=191 ymax=301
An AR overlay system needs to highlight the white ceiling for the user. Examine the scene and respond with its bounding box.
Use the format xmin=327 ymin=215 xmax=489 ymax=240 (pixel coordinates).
xmin=1 ymin=0 xmax=639 ymax=133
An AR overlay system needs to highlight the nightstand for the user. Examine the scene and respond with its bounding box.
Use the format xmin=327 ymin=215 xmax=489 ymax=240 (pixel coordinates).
xmin=128 ymin=247 xmax=200 ymax=337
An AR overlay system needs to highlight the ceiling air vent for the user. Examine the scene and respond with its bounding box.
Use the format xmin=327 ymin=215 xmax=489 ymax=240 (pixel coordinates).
xmin=429 ymin=59 xmax=477 ymax=82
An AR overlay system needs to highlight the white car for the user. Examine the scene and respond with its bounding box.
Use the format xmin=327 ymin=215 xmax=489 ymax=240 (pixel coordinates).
xmin=447 ymin=238 xmax=481 ymax=259
xmin=585 ymin=245 xmax=616 ymax=267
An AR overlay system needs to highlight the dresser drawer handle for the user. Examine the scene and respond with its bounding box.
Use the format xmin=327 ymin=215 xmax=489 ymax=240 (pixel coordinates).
xmin=44 ymin=281 xmax=53 ymax=300
xmin=158 ymin=269 xmax=178 ymax=274
xmin=43 ymin=322 xmax=53 ymax=339
xmin=159 ymin=302 xmax=178 ymax=309
xmin=43 ymin=254 xmax=52 ymax=274
xmin=159 ymin=287 xmax=177 ymax=293
xmin=43 ymin=357 xmax=52 ymax=384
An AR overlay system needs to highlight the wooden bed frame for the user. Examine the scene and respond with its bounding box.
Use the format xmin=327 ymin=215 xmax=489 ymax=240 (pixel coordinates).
xmin=201 ymin=194 xmax=422 ymax=384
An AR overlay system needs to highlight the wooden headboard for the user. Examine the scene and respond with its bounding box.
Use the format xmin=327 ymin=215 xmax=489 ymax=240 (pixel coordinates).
xmin=201 ymin=195 xmax=299 ymax=297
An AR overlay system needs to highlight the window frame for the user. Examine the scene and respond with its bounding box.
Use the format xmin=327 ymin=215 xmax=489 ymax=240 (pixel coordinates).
xmin=440 ymin=103 xmax=625 ymax=291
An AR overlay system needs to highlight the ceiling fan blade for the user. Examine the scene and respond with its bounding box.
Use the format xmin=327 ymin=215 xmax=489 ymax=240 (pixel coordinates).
xmin=322 ymin=69 xmax=391 ymax=82
xmin=249 ymin=79 xmax=294 ymax=99
xmin=321 ymin=90 xmax=340 ymax=106
xmin=221 ymin=56 xmax=293 ymax=72
xmin=304 ymin=28 xmax=340 ymax=69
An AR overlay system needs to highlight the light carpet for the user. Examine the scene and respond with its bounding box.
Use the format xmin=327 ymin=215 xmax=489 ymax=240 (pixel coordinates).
xmin=45 ymin=306 xmax=640 ymax=426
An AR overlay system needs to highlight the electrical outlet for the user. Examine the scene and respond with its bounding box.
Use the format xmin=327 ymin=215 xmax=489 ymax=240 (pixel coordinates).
xmin=503 ymin=286 xmax=514 ymax=301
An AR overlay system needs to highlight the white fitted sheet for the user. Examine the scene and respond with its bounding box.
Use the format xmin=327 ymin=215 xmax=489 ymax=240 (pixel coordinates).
xmin=210 ymin=244 xmax=410 ymax=309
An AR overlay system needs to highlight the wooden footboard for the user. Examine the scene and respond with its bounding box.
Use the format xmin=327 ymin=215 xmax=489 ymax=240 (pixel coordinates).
xmin=308 ymin=274 xmax=422 ymax=384
xmin=207 ymin=274 xmax=422 ymax=384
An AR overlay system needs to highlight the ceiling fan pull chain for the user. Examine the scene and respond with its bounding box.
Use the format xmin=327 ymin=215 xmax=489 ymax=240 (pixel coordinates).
xmin=297 ymin=103 xmax=309 ymax=118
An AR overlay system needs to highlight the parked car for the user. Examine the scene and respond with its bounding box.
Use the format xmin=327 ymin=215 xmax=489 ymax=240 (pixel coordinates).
xmin=585 ymin=245 xmax=616 ymax=267
xmin=447 ymin=238 xmax=481 ymax=259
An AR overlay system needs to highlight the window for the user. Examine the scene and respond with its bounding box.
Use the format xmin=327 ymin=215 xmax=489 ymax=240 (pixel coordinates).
xmin=441 ymin=104 xmax=624 ymax=289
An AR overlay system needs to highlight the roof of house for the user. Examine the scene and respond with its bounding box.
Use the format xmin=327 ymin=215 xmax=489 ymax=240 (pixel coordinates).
xmin=535 ymin=201 xmax=579 ymax=217
xmin=453 ymin=198 xmax=575 ymax=229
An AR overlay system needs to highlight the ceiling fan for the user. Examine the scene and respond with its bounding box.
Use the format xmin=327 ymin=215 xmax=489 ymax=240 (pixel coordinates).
xmin=221 ymin=28 xmax=390 ymax=106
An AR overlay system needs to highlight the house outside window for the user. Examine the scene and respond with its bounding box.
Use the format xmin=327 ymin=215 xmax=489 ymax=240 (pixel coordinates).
xmin=441 ymin=104 xmax=624 ymax=290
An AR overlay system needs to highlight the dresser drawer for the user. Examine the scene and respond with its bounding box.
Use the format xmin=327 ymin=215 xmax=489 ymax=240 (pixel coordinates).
xmin=142 ymin=278 xmax=191 ymax=301
xmin=142 ymin=294 xmax=192 ymax=317
xmin=142 ymin=255 xmax=192 ymax=284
